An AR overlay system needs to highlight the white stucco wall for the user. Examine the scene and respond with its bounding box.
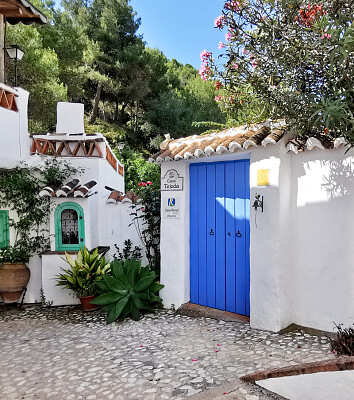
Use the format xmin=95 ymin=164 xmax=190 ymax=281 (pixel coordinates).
xmin=159 ymin=139 xmax=354 ymax=333
xmin=160 ymin=161 xmax=190 ymax=308
xmin=42 ymin=253 xmax=80 ymax=306
xmin=257 ymin=370 xmax=354 ymax=400
xmin=289 ymin=148 xmax=354 ymax=332
xmin=0 ymin=86 xmax=29 ymax=167
xmin=249 ymin=142 xmax=292 ymax=332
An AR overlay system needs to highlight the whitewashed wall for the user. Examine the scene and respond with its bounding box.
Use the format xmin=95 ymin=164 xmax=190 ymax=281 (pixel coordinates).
xmin=159 ymin=140 xmax=354 ymax=333
xmin=0 ymin=85 xmax=29 ymax=166
xmin=42 ymin=253 xmax=80 ymax=306
xmin=289 ymin=147 xmax=354 ymax=332
xmin=0 ymin=90 xmax=143 ymax=305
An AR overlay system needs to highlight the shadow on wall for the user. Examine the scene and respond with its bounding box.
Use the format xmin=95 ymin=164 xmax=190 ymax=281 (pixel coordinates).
xmin=321 ymin=159 xmax=354 ymax=198
xmin=288 ymin=155 xmax=354 ymax=330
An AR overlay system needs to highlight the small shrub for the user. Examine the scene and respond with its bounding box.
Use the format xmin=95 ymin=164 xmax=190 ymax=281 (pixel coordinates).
xmin=91 ymin=259 xmax=164 ymax=323
xmin=331 ymin=323 xmax=354 ymax=356
xmin=114 ymin=239 xmax=142 ymax=261
xmin=56 ymin=247 xmax=110 ymax=298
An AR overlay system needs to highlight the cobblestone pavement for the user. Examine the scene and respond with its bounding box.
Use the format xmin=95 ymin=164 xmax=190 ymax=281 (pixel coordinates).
xmin=0 ymin=306 xmax=334 ymax=400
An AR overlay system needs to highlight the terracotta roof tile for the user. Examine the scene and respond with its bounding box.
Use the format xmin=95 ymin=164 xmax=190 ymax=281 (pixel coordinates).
xmin=150 ymin=120 xmax=348 ymax=162
xmin=39 ymin=179 xmax=97 ymax=198
xmin=106 ymin=190 xmax=139 ymax=205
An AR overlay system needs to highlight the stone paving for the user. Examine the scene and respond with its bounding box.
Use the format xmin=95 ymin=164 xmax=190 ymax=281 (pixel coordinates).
xmin=0 ymin=306 xmax=334 ymax=399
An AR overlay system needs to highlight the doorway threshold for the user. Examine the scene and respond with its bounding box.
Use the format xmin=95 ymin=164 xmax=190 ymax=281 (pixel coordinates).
xmin=177 ymin=303 xmax=250 ymax=323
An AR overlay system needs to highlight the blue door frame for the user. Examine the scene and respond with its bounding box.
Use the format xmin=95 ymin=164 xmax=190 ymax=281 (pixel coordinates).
xmin=190 ymin=160 xmax=250 ymax=316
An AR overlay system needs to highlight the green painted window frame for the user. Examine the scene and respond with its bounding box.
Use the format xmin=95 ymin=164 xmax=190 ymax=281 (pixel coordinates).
xmin=54 ymin=202 xmax=85 ymax=251
xmin=0 ymin=210 xmax=9 ymax=249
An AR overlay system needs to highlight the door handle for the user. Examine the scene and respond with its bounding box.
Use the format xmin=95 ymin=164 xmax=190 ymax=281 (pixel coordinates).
xmin=236 ymin=230 xmax=242 ymax=238
xmin=209 ymin=229 xmax=214 ymax=236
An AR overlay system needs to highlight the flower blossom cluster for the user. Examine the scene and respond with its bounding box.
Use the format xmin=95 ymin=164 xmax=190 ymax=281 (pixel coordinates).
xmin=224 ymin=1 xmax=243 ymax=11
xmin=199 ymin=50 xmax=212 ymax=82
xmin=321 ymin=28 xmax=331 ymax=39
xmin=250 ymin=55 xmax=258 ymax=69
xmin=214 ymin=95 xmax=223 ymax=103
xmin=218 ymin=42 xmax=225 ymax=49
xmin=214 ymin=94 xmax=235 ymax=105
xmin=214 ymin=15 xmax=224 ymax=28
xmin=225 ymin=32 xmax=232 ymax=42
xmin=295 ymin=4 xmax=326 ymax=27
xmin=138 ymin=181 xmax=152 ymax=187
xmin=214 ymin=80 xmax=223 ymax=90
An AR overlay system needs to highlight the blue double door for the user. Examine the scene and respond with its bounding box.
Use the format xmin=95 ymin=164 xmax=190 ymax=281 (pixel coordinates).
xmin=190 ymin=160 xmax=250 ymax=316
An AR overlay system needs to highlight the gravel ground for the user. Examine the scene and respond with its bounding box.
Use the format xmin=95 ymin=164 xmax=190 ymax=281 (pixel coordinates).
xmin=0 ymin=306 xmax=334 ymax=399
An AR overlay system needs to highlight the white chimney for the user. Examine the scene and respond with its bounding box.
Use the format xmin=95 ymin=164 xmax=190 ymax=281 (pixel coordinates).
xmin=56 ymin=102 xmax=85 ymax=135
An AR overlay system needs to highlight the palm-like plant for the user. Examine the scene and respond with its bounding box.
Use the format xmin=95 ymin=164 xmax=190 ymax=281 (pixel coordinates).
xmin=56 ymin=247 xmax=110 ymax=297
xmin=91 ymin=259 xmax=164 ymax=322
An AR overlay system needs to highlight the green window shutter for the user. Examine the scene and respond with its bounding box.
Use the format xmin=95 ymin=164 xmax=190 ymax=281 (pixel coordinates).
xmin=54 ymin=202 xmax=85 ymax=251
xmin=0 ymin=210 xmax=9 ymax=249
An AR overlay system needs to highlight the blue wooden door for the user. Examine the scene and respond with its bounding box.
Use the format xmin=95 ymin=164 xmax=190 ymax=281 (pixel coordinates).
xmin=190 ymin=160 xmax=250 ymax=316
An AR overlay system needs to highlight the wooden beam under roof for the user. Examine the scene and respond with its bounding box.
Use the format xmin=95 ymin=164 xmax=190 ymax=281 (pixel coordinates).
xmin=0 ymin=0 xmax=47 ymax=25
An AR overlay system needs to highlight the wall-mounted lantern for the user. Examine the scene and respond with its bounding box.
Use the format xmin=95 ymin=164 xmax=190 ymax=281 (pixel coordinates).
xmin=5 ymin=45 xmax=25 ymax=87
xmin=252 ymin=193 xmax=264 ymax=212
xmin=117 ymin=142 xmax=125 ymax=153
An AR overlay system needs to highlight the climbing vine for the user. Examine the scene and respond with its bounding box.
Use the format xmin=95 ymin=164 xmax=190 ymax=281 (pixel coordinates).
xmin=0 ymin=159 xmax=78 ymax=263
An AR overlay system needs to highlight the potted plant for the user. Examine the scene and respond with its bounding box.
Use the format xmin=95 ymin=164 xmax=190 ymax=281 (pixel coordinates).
xmin=0 ymin=246 xmax=33 ymax=303
xmin=56 ymin=247 xmax=110 ymax=311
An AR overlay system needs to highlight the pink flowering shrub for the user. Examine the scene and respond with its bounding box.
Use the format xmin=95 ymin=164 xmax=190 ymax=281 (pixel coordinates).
xmin=214 ymin=15 xmax=224 ymax=28
xmin=202 ymin=0 xmax=354 ymax=144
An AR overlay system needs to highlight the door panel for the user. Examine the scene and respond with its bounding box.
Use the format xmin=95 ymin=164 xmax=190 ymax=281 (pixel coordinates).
xmin=215 ymin=164 xmax=226 ymax=310
xmin=206 ymin=164 xmax=216 ymax=308
xmin=190 ymin=160 xmax=250 ymax=316
xmin=225 ymin=162 xmax=236 ymax=313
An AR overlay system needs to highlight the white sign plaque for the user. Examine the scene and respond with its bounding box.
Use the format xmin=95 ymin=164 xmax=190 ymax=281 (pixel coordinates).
xmin=161 ymin=169 xmax=184 ymax=191
xmin=162 ymin=197 xmax=181 ymax=219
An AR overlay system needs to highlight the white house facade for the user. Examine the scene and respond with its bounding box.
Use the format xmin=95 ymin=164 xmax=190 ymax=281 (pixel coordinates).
xmin=0 ymin=83 xmax=144 ymax=306
xmin=151 ymin=123 xmax=354 ymax=333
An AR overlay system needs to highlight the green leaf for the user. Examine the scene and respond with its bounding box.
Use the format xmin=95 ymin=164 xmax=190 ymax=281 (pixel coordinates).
xmin=138 ymin=266 xmax=152 ymax=280
xmin=65 ymin=252 xmax=76 ymax=268
xmin=149 ymin=282 xmax=164 ymax=293
xmin=107 ymin=295 xmax=129 ymax=323
xmin=95 ymin=279 xmax=110 ymax=292
xmin=101 ymin=303 xmax=116 ymax=312
xmin=131 ymin=293 xmax=150 ymax=310
xmin=149 ymin=293 xmax=162 ymax=303
xmin=111 ymin=260 xmax=126 ymax=284
xmin=126 ymin=261 xmax=139 ymax=287
xmin=139 ymin=291 xmax=150 ymax=300
xmin=130 ymin=303 xmax=140 ymax=320
xmin=91 ymin=292 xmax=126 ymax=305
xmin=134 ymin=275 xmax=155 ymax=292
xmin=120 ymin=300 xmax=132 ymax=319
xmin=103 ymin=274 xmax=126 ymax=292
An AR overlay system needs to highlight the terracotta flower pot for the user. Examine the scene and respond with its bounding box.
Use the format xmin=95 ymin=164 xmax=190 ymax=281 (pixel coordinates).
xmin=79 ymin=295 xmax=99 ymax=311
xmin=0 ymin=262 xmax=30 ymax=303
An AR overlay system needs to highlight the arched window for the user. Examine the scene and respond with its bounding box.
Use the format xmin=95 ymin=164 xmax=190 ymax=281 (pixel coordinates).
xmin=54 ymin=202 xmax=85 ymax=251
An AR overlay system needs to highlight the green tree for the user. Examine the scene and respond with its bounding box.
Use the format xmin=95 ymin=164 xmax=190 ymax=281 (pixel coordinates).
xmin=6 ymin=1 xmax=67 ymax=131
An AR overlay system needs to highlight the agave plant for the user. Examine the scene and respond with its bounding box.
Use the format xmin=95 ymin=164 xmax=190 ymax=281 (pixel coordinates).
xmin=56 ymin=247 xmax=110 ymax=297
xmin=91 ymin=259 xmax=164 ymax=322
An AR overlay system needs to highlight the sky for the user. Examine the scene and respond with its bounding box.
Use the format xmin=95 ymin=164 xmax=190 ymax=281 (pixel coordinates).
xmin=53 ymin=0 xmax=227 ymax=70
xmin=130 ymin=0 xmax=226 ymax=69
